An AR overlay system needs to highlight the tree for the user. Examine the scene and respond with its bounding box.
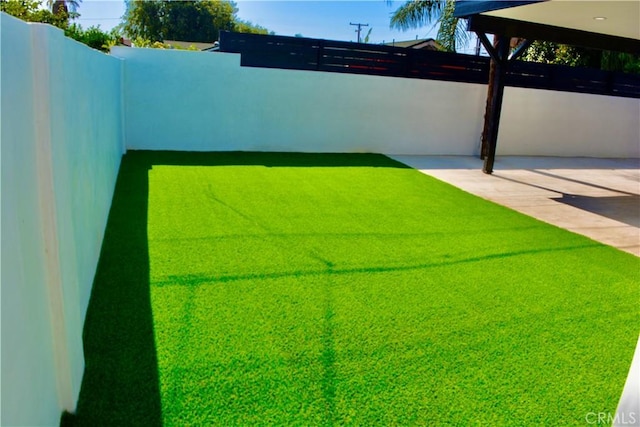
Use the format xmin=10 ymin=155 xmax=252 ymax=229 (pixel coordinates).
xmin=363 ymin=27 xmax=373 ymax=44
xmin=389 ymin=0 xmax=469 ymax=52
xmin=1 ymin=0 xmax=119 ymax=52
xmin=234 ymin=19 xmax=270 ymax=35
xmin=1 ymin=0 xmax=70 ymax=28
xmin=522 ymin=42 xmax=598 ymax=68
xmin=601 ymin=51 xmax=640 ymax=74
xmin=123 ymin=0 xmax=270 ymax=43
xmin=47 ymin=0 xmax=80 ymax=17
xmin=65 ymin=23 xmax=119 ymax=52
xmin=522 ymin=41 xmax=640 ymax=73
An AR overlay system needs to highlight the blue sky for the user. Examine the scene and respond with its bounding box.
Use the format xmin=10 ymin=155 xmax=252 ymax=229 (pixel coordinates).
xmin=74 ymin=0 xmax=477 ymax=52
xmin=235 ymin=1 xmax=438 ymax=44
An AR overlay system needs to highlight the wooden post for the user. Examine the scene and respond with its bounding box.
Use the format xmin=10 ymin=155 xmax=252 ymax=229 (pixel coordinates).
xmin=480 ymin=38 xmax=497 ymax=160
xmin=482 ymin=35 xmax=510 ymax=174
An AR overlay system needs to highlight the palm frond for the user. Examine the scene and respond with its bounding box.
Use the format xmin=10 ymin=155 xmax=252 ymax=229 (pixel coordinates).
xmin=390 ymin=0 xmax=444 ymax=31
xmin=390 ymin=0 xmax=470 ymax=52
xmin=47 ymin=0 xmax=81 ymax=13
xmin=436 ymin=0 xmax=470 ymax=52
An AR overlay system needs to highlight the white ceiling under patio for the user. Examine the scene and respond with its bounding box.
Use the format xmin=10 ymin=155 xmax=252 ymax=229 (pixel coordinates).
xmin=482 ymin=0 xmax=640 ymax=41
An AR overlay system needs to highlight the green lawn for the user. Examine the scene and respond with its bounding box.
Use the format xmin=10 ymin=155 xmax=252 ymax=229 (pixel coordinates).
xmin=71 ymin=151 xmax=639 ymax=426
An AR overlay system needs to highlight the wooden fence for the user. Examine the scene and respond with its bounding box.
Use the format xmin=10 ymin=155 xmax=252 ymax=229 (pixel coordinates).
xmin=219 ymin=31 xmax=640 ymax=99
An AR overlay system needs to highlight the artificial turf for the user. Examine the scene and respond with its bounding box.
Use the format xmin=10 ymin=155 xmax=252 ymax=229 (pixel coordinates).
xmin=71 ymin=151 xmax=639 ymax=426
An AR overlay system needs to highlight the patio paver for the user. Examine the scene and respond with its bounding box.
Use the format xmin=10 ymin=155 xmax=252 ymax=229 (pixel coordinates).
xmin=389 ymin=156 xmax=640 ymax=257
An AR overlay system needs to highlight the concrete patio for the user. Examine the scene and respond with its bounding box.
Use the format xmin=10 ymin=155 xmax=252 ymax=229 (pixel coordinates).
xmin=391 ymin=156 xmax=640 ymax=257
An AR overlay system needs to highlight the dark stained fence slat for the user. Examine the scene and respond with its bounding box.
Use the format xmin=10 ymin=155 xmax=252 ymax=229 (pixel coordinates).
xmin=506 ymin=61 xmax=552 ymax=90
xmin=320 ymin=47 xmax=407 ymax=77
xmin=239 ymin=45 xmax=318 ymax=69
xmin=219 ymin=32 xmax=640 ymax=98
xmin=611 ymin=73 xmax=640 ymax=98
xmin=240 ymin=53 xmax=318 ymax=70
xmin=549 ymin=65 xmax=611 ymax=95
xmin=408 ymin=50 xmax=489 ymax=83
xmin=314 ymin=38 xmax=411 ymax=55
xmin=221 ymin=32 xmax=320 ymax=70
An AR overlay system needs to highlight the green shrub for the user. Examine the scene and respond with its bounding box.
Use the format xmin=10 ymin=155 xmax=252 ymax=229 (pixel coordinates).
xmin=64 ymin=23 xmax=117 ymax=52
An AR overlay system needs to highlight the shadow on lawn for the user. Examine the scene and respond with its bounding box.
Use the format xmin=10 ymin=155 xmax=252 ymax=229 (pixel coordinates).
xmin=63 ymin=151 xmax=409 ymax=426
xmin=126 ymin=150 xmax=413 ymax=169
xmin=63 ymin=154 xmax=162 ymax=426
xmin=151 ymin=242 xmax=599 ymax=288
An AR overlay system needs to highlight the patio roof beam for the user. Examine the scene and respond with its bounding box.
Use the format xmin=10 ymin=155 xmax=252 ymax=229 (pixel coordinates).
xmin=455 ymin=0 xmax=640 ymax=174
xmin=477 ymin=32 xmax=532 ymax=63
xmin=509 ymin=39 xmax=532 ymax=61
xmin=476 ymin=32 xmax=499 ymax=63
xmin=479 ymin=35 xmax=510 ymax=174
xmin=467 ymin=14 xmax=640 ymax=54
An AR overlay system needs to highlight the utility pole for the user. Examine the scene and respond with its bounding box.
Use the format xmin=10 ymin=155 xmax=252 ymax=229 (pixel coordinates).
xmin=350 ymin=22 xmax=369 ymax=43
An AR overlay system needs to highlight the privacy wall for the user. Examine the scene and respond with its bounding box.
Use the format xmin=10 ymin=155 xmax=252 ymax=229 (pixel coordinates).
xmin=112 ymin=47 xmax=488 ymax=154
xmin=1 ymin=13 xmax=124 ymax=426
xmin=499 ymin=87 xmax=640 ymax=157
xmin=112 ymin=47 xmax=639 ymax=158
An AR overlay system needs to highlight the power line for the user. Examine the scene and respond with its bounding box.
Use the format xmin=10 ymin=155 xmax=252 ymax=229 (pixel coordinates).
xmin=349 ymin=22 xmax=369 ymax=43
xmin=77 ymin=17 xmax=121 ymax=20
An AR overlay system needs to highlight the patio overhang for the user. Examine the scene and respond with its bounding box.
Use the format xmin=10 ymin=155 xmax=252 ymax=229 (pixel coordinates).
xmin=454 ymin=0 xmax=640 ymax=174
xmin=467 ymin=14 xmax=640 ymax=54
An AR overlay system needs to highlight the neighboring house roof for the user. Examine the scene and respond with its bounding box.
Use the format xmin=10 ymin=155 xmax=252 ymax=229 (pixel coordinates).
xmin=164 ymin=40 xmax=217 ymax=50
xmin=384 ymin=38 xmax=441 ymax=50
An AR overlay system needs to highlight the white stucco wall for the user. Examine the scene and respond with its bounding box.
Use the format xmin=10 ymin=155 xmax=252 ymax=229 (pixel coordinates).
xmin=1 ymin=14 xmax=61 ymax=427
xmin=1 ymin=13 xmax=124 ymax=426
xmin=498 ymin=87 xmax=640 ymax=157
xmin=112 ymin=47 xmax=489 ymax=155
xmin=112 ymin=47 xmax=639 ymax=158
